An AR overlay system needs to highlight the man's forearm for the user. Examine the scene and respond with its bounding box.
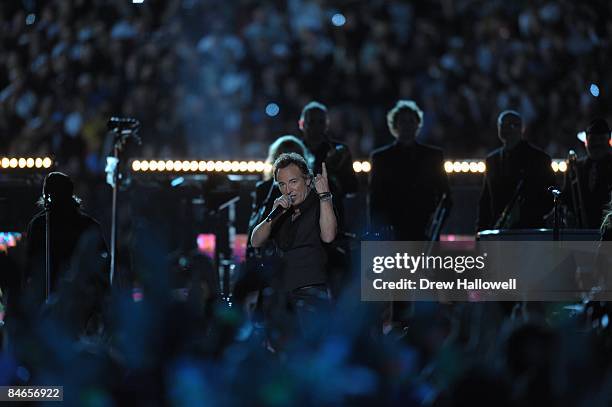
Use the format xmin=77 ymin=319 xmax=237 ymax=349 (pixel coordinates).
xmin=251 ymin=219 xmax=273 ymax=248
xmin=319 ymin=200 xmax=337 ymax=242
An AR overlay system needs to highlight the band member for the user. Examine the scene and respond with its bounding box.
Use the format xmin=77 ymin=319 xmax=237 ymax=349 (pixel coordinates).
xmin=477 ymin=111 xmax=555 ymax=231
xmin=369 ymin=100 xmax=451 ymax=240
xmin=247 ymin=135 xmax=313 ymax=256
xmin=251 ymin=153 xmax=336 ymax=293
xmin=24 ymin=172 xmax=109 ymax=336
xmin=298 ymin=101 xmax=358 ymax=226
xmin=299 ymin=101 xmax=358 ymax=297
xmin=561 ymin=118 xmax=612 ymax=228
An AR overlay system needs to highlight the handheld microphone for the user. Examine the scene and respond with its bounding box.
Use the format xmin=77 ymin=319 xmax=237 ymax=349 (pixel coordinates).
xmin=266 ymin=196 xmax=293 ymax=222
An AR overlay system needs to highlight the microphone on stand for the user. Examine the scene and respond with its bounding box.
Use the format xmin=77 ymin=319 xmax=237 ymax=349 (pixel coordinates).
xmin=107 ymin=117 xmax=142 ymax=145
xmin=107 ymin=117 xmax=140 ymax=131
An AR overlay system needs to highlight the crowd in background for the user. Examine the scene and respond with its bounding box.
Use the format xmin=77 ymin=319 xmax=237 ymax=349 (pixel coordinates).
xmin=1 ymin=0 xmax=611 ymax=174
xmin=2 ymin=1 xmax=612 ymax=404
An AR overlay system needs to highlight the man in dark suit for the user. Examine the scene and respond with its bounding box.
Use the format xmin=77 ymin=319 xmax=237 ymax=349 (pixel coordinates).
xmin=561 ymin=118 xmax=612 ymax=229
xmin=369 ymin=100 xmax=451 ymax=241
xmin=477 ymin=110 xmax=555 ymax=231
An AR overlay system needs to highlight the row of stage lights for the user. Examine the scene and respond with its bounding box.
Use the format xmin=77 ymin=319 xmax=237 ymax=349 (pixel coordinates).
xmin=443 ymin=159 xmax=567 ymax=173
xmin=0 ymin=157 xmax=568 ymax=174
xmin=131 ymin=159 xmax=569 ymax=174
xmin=132 ymin=160 xmax=273 ymax=173
xmin=0 ymin=157 xmax=53 ymax=169
xmin=131 ymin=159 xmax=375 ymax=174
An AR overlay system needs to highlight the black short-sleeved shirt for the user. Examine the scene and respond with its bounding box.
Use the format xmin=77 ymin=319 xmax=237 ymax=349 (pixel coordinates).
xmin=271 ymin=190 xmax=328 ymax=291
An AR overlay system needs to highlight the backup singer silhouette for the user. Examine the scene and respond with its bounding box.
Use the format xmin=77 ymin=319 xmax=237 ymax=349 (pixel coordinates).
xmin=24 ymin=172 xmax=109 ymax=336
xmin=477 ymin=111 xmax=555 ymax=231
xmin=369 ymin=100 xmax=451 ymax=240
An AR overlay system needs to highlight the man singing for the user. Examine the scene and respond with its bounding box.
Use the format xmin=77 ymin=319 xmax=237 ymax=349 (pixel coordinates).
xmin=251 ymin=153 xmax=336 ymax=300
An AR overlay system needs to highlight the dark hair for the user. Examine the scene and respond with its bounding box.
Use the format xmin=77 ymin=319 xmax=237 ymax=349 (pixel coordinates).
xmin=299 ymin=101 xmax=327 ymax=121
xmin=37 ymin=172 xmax=82 ymax=209
xmin=273 ymin=153 xmax=312 ymax=181
xmin=586 ymin=118 xmax=611 ymax=136
xmin=265 ymin=135 xmax=313 ymax=180
xmin=386 ymin=100 xmax=424 ymax=137
xmin=497 ymin=110 xmax=522 ymax=127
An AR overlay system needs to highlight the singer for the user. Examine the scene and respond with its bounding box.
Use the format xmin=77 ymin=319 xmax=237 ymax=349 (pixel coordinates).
xmin=251 ymin=152 xmax=336 ymax=298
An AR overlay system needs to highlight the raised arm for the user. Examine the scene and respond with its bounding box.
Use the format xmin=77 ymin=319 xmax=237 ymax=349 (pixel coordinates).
xmin=315 ymin=162 xmax=337 ymax=243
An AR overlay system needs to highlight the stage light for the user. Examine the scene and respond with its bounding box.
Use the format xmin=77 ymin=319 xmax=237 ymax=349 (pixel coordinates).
xmin=206 ymin=161 xmax=216 ymax=171
xmin=444 ymin=161 xmax=454 ymax=173
xmin=361 ymin=161 xmax=371 ymax=172
xmin=254 ymin=161 xmax=265 ymax=172
xmin=558 ymin=161 xmax=567 ymax=172
xmin=140 ymin=160 xmax=149 ymax=171
xmin=230 ymin=161 xmax=240 ymax=172
xmin=42 ymin=157 xmax=52 ymax=168
xmin=26 ymin=158 xmax=34 ymax=168
xmin=477 ymin=162 xmax=486 ymax=173
xmin=469 ymin=162 xmax=479 ymax=173
xmin=1 ymin=158 xmax=9 ymax=169
xmin=246 ymin=161 xmax=257 ymax=172
xmin=460 ymin=161 xmax=470 ymax=173
xmin=149 ymin=160 xmax=158 ymax=171
xmin=577 ymin=131 xmax=587 ymax=144
xmin=35 ymin=158 xmax=42 ymax=168
xmin=173 ymin=160 xmax=181 ymax=170
xmin=157 ymin=160 xmax=166 ymax=171
xmin=18 ymin=158 xmax=26 ymax=168
xmin=265 ymin=103 xmax=280 ymax=117
xmin=353 ymin=161 xmax=362 ymax=173
xmin=198 ymin=161 xmax=206 ymax=171
xmin=264 ymin=163 xmax=272 ymax=173
xmin=222 ymin=161 xmax=232 ymax=172
xmin=590 ymin=83 xmax=600 ymax=97
xmin=551 ymin=161 xmax=559 ymax=172
xmin=9 ymin=158 xmax=18 ymax=168
xmin=452 ymin=161 xmax=462 ymax=173
xmin=165 ymin=160 xmax=174 ymax=171
xmin=214 ymin=161 xmax=224 ymax=172
xmin=189 ymin=161 xmax=198 ymax=171
xmin=239 ymin=161 xmax=248 ymax=172
xmin=132 ymin=160 xmax=141 ymax=171
xmin=181 ymin=161 xmax=190 ymax=172
xmin=331 ymin=13 xmax=346 ymax=27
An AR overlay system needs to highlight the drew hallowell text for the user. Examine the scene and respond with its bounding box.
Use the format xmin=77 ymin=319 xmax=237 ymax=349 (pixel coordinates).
xmin=373 ymin=278 xmax=517 ymax=290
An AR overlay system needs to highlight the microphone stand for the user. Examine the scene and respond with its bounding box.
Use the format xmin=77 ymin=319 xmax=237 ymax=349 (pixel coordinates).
xmin=494 ymin=179 xmax=525 ymax=229
xmin=549 ymin=187 xmax=562 ymax=241
xmin=106 ymin=120 xmax=141 ymax=287
xmin=44 ymin=194 xmax=51 ymax=302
